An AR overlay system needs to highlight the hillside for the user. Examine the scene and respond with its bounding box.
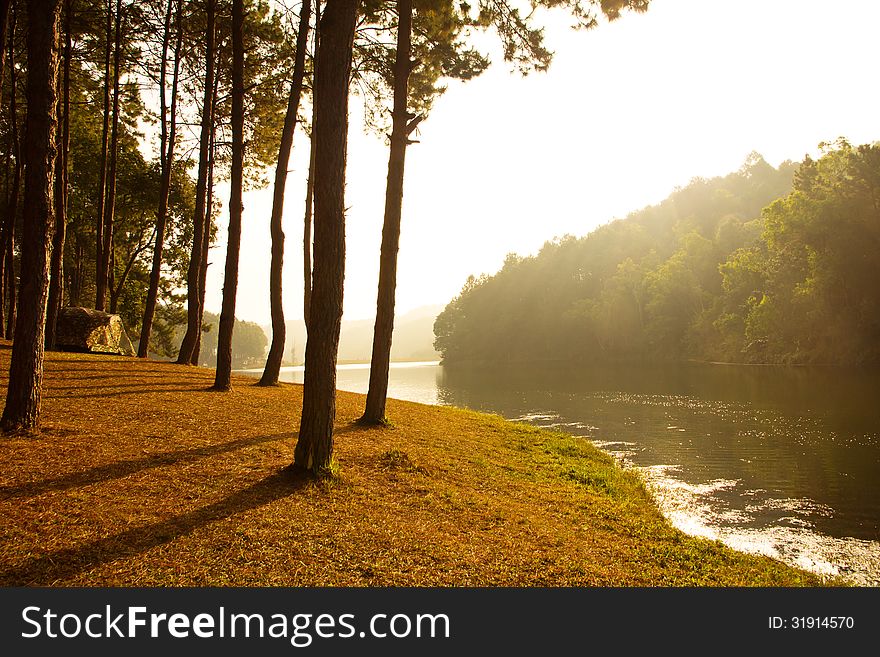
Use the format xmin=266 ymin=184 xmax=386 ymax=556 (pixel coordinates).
xmin=435 ymin=144 xmax=880 ymax=365
xmin=0 ymin=343 xmax=820 ymax=586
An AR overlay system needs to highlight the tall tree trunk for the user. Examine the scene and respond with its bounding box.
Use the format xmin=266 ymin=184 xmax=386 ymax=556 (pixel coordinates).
xmin=96 ymin=0 xmax=122 ymax=311
xmin=107 ymin=239 xmax=115 ymax=297
xmin=3 ymin=4 xmax=20 ymax=340
xmin=177 ymin=0 xmax=215 ymax=364
xmin=3 ymin=217 xmax=14 ymax=337
xmin=139 ymin=0 xmax=182 ymax=357
xmin=94 ymin=0 xmax=112 ymax=310
xmin=0 ymin=2 xmax=17 ymax=333
xmin=0 ymin=0 xmax=10 ymax=87
xmin=2 ymin=0 xmax=61 ymax=432
xmin=45 ymin=0 xmax=72 ymax=350
xmin=191 ymin=117 xmax=215 ymax=365
xmin=302 ymin=129 xmax=315 ymax=327
xmin=212 ymin=0 xmax=246 ymax=391
xmin=0 ymin=141 xmax=7 ymax=332
xmin=0 ymin=0 xmax=11 ymax=318
xmin=362 ymin=0 xmax=418 ymax=423
xmin=259 ymin=0 xmax=311 ymax=386
xmin=294 ymin=0 xmax=359 ymax=474
xmin=302 ymin=0 xmax=319 ymax=329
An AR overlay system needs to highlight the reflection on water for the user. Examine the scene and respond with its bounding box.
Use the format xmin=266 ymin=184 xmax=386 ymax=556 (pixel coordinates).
xmin=237 ymin=360 xmax=880 ymax=585
xmin=240 ymin=361 xmax=443 ymax=405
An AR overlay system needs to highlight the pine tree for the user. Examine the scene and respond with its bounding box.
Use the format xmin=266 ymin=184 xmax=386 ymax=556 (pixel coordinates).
xmin=2 ymin=0 xmax=62 ymax=433
xmin=294 ymin=0 xmax=359 ymax=473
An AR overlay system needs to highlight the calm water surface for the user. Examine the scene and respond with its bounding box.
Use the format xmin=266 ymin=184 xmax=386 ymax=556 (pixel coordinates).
xmin=239 ymin=361 xmax=880 ymax=585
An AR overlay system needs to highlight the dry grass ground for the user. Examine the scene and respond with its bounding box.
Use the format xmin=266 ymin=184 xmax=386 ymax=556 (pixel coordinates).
xmin=0 ymin=341 xmax=822 ymax=586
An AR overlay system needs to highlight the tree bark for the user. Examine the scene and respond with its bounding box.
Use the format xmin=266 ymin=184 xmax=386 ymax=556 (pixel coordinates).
xmin=96 ymin=0 xmax=122 ymax=311
xmin=1 ymin=4 xmax=19 ymax=339
xmin=259 ymin=0 xmax=311 ymax=386
xmin=139 ymin=0 xmax=182 ymax=356
xmin=212 ymin=0 xmax=246 ymax=391
xmin=0 ymin=0 xmax=11 ymax=315
xmin=45 ymin=0 xmax=72 ymax=350
xmin=362 ymin=0 xmax=416 ymax=423
xmin=3 ymin=212 xmax=14 ymax=338
xmin=191 ymin=120 xmax=215 ymax=365
xmin=2 ymin=0 xmax=61 ymax=433
xmin=302 ymin=0 xmax=319 ymax=329
xmin=177 ymin=0 xmax=215 ymax=364
xmin=293 ymin=0 xmax=359 ymax=474
xmin=0 ymin=0 xmax=10 ymax=87
xmin=302 ymin=130 xmax=315 ymax=328
xmin=94 ymin=0 xmax=112 ymax=310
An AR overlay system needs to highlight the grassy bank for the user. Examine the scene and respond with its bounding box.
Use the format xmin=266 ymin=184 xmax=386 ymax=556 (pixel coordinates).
xmin=0 ymin=342 xmax=822 ymax=586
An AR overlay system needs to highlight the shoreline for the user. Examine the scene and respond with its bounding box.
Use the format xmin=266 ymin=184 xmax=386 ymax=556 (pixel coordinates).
xmin=237 ymin=360 xmax=879 ymax=585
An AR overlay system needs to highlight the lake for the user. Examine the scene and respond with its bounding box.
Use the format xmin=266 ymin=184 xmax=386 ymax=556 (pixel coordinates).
xmin=237 ymin=360 xmax=880 ymax=585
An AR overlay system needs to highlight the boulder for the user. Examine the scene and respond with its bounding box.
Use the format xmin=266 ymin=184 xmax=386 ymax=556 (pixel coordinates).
xmin=55 ymin=307 xmax=136 ymax=356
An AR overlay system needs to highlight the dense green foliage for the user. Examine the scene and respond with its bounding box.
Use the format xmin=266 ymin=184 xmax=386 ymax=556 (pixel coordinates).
xmin=435 ymin=141 xmax=880 ymax=365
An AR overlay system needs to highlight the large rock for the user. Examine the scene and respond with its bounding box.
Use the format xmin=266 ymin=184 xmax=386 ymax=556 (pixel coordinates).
xmin=55 ymin=307 xmax=136 ymax=356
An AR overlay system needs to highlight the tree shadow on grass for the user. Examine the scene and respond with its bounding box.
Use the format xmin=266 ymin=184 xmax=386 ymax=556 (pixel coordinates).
xmin=335 ymin=420 xmax=383 ymax=436
xmin=42 ymin=373 xmax=211 ymax=383
xmin=0 ymin=432 xmax=295 ymax=500
xmin=44 ymin=368 xmax=215 ymax=380
xmin=46 ymin=381 xmax=214 ymax=392
xmin=43 ymin=386 xmax=213 ymax=399
xmin=0 ymin=466 xmax=312 ymax=585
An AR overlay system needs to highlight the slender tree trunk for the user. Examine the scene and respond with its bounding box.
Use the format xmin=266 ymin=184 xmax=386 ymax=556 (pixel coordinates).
xmin=302 ymin=0 xmax=319 ymax=329
xmin=294 ymin=0 xmax=359 ymax=474
xmin=259 ymin=0 xmax=311 ymax=386
xmin=212 ymin=0 xmax=246 ymax=391
xmin=177 ymin=0 xmax=215 ymax=364
xmin=0 ymin=3 xmax=16 ymax=332
xmin=46 ymin=62 xmax=63 ymax=346
xmin=302 ymin=129 xmax=315 ymax=327
xmin=97 ymin=0 xmax=122 ymax=311
xmin=45 ymin=0 xmax=72 ymax=350
xmin=0 ymin=0 xmax=10 ymax=87
xmin=94 ymin=0 xmax=112 ymax=310
xmin=108 ymin=257 xmax=134 ymax=309
xmin=107 ymin=240 xmax=115 ymax=299
xmin=191 ymin=118 xmax=215 ymax=365
xmin=139 ymin=0 xmax=182 ymax=356
xmin=68 ymin=236 xmax=82 ymax=306
xmin=0 ymin=142 xmax=7 ymax=332
xmin=137 ymin=0 xmax=172 ymax=354
xmin=3 ymin=5 xmax=20 ymax=340
xmin=3 ymin=220 xmax=14 ymax=337
xmin=0 ymin=0 xmax=11 ymax=318
xmin=362 ymin=0 xmax=418 ymax=423
xmin=2 ymin=0 xmax=61 ymax=433
xmin=109 ymin=221 xmax=150 ymax=311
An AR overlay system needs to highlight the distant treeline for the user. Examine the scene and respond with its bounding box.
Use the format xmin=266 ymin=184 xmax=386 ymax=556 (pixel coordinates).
xmin=434 ymin=141 xmax=880 ymax=365
xmin=165 ymin=312 xmax=267 ymax=369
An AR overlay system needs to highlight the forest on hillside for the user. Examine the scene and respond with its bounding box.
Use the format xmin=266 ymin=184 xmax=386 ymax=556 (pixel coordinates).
xmin=434 ymin=141 xmax=880 ymax=366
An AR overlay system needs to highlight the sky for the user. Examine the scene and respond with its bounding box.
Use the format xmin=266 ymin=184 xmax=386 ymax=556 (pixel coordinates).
xmin=202 ymin=0 xmax=880 ymax=326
